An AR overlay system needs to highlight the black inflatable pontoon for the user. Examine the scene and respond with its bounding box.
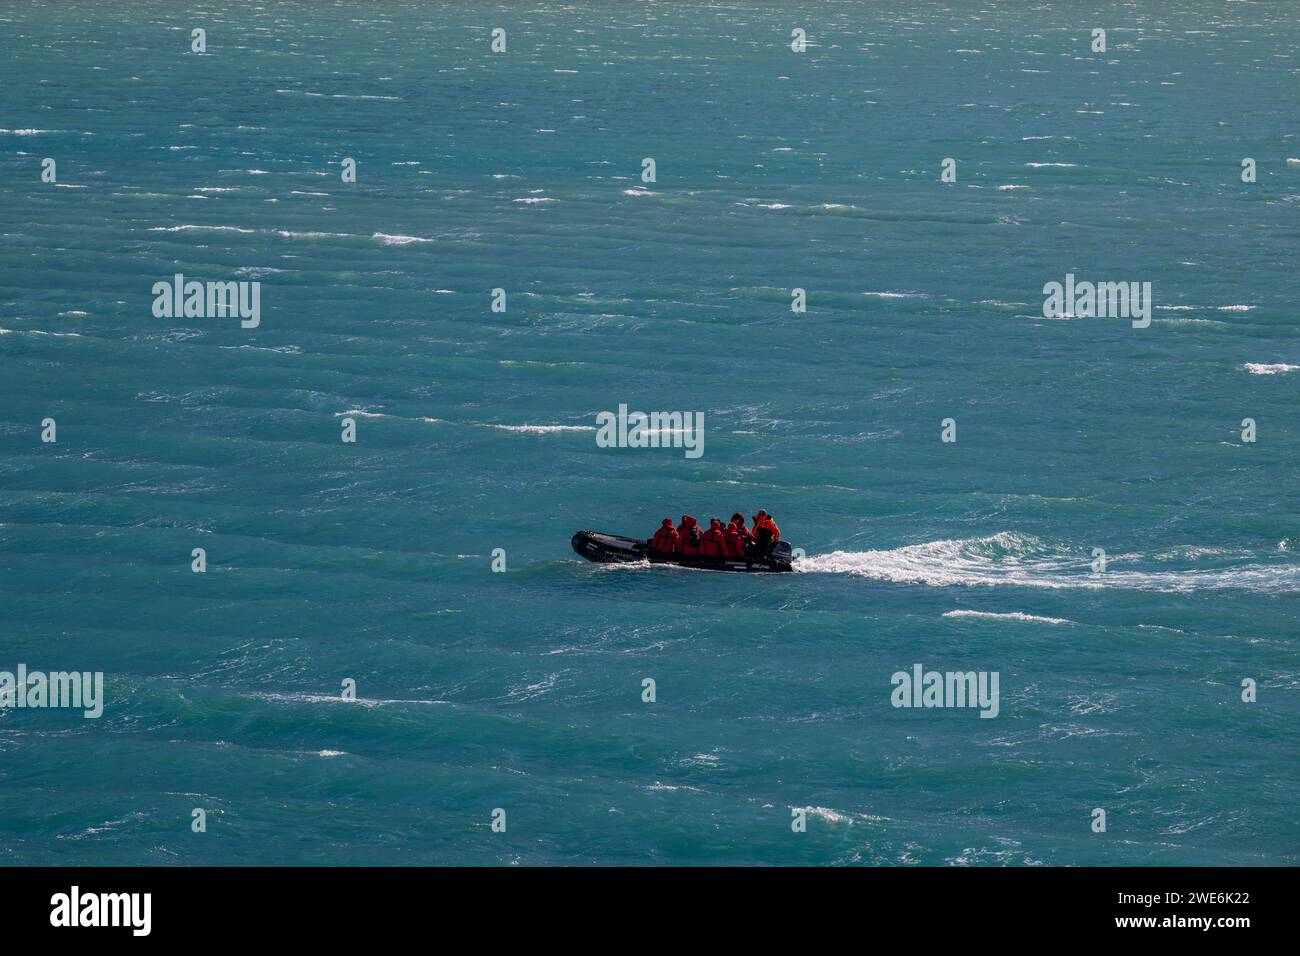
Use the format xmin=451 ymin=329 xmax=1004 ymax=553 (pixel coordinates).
xmin=571 ymin=530 xmax=794 ymax=573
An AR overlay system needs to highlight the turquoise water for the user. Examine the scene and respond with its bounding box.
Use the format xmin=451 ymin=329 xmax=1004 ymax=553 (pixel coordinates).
xmin=2 ymin=0 xmax=1298 ymax=865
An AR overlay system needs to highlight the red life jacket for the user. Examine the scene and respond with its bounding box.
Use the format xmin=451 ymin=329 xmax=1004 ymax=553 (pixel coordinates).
xmin=677 ymin=516 xmax=702 ymax=555
xmin=700 ymin=520 xmax=726 ymax=558
xmin=650 ymin=526 xmax=678 ymax=553
xmin=722 ymin=524 xmax=745 ymax=558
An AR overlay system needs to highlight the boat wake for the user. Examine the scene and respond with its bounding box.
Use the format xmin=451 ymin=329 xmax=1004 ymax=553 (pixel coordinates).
xmin=795 ymin=532 xmax=1300 ymax=593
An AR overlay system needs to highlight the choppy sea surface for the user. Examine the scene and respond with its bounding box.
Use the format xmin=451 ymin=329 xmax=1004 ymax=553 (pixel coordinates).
xmin=2 ymin=1 xmax=1298 ymax=865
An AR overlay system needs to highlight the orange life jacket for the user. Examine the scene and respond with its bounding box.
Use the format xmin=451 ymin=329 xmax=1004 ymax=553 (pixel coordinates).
xmin=753 ymin=515 xmax=780 ymax=545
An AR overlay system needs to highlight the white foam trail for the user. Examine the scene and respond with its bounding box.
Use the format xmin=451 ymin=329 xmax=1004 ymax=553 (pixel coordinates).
xmin=795 ymin=532 xmax=1300 ymax=592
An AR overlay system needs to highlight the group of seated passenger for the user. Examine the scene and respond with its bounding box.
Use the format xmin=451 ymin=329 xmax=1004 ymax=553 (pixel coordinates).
xmin=648 ymin=511 xmax=781 ymax=560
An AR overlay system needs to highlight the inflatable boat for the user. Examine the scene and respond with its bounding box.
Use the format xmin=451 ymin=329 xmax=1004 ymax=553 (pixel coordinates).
xmin=571 ymin=530 xmax=795 ymax=573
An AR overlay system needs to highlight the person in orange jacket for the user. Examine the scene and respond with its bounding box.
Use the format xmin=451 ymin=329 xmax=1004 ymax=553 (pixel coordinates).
xmin=649 ymin=518 xmax=678 ymax=553
xmin=676 ymin=515 xmax=703 ymax=556
xmin=722 ymin=520 xmax=747 ymax=559
xmin=749 ymin=510 xmax=781 ymax=557
xmin=699 ymin=518 xmax=727 ymax=558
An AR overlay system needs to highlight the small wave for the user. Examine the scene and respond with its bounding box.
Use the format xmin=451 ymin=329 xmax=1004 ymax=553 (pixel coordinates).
xmin=1244 ymin=363 xmax=1298 ymax=375
xmin=488 ymin=423 xmax=594 ymax=434
xmin=276 ymin=230 xmax=355 ymax=240
xmin=1025 ymin=162 xmax=1077 ymax=168
xmin=0 ymin=328 xmax=81 ymax=337
xmin=371 ymin=232 xmax=431 ymax=245
xmin=944 ymin=610 xmax=1074 ymax=625
xmin=219 ymin=344 xmax=302 ymax=354
xmin=250 ymin=691 xmax=448 ymax=708
xmin=333 ymin=410 xmax=447 ymax=426
xmin=148 ymin=224 xmax=256 ymax=234
xmin=498 ymin=359 xmax=584 ymax=368
xmin=794 ymin=806 xmax=857 ymax=825
xmin=1155 ymin=317 xmax=1227 ymax=327
xmin=512 ymin=197 xmax=556 ymax=204
xmin=235 ymin=266 xmax=287 ymax=278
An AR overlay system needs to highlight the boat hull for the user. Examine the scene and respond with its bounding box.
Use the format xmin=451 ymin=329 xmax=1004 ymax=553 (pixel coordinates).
xmin=571 ymin=530 xmax=794 ymax=573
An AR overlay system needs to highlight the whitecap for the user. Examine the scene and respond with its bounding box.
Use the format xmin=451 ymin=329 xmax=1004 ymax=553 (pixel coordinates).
xmin=487 ymin=424 xmax=594 ymax=434
xmin=148 ymin=224 xmax=255 ymax=233
xmin=943 ymin=610 xmax=1074 ymax=625
xmin=1244 ymin=363 xmax=1298 ymax=375
xmin=371 ymin=232 xmax=431 ymax=245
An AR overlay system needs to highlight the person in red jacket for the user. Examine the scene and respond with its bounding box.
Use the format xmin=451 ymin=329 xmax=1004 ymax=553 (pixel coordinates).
xmin=730 ymin=513 xmax=752 ymax=543
xmin=749 ymin=510 xmax=781 ymax=557
xmin=699 ymin=518 xmax=726 ymax=558
xmin=722 ymin=520 xmax=746 ymax=559
xmin=649 ymin=518 xmax=678 ymax=553
xmin=676 ymin=515 xmax=702 ymax=555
